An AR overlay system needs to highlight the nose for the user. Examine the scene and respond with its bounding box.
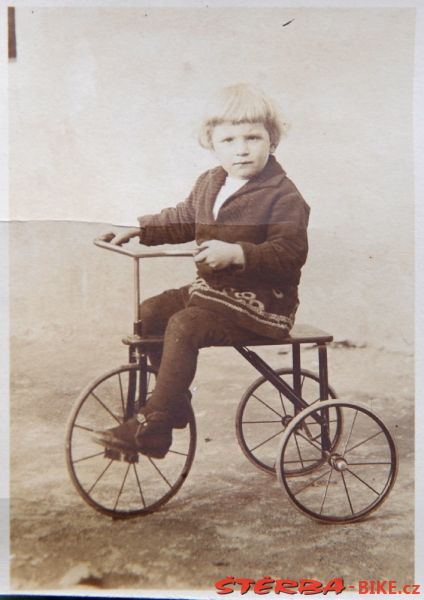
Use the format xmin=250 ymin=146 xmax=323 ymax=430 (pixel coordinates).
xmin=235 ymin=138 xmax=249 ymax=155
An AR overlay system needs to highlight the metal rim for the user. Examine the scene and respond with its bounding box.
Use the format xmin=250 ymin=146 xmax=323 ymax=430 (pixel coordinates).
xmin=65 ymin=364 xmax=196 ymax=518
xmin=276 ymin=400 xmax=398 ymax=523
xmin=235 ymin=368 xmax=338 ymax=475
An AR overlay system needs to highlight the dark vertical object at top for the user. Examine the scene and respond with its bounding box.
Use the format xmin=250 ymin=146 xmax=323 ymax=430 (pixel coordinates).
xmin=8 ymin=7 xmax=17 ymax=59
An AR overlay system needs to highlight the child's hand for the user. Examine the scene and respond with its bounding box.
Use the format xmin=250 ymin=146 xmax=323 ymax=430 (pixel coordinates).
xmin=113 ymin=228 xmax=142 ymax=246
xmin=194 ymin=240 xmax=245 ymax=270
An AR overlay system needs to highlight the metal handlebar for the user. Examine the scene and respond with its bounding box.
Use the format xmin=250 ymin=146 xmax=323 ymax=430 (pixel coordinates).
xmin=94 ymin=234 xmax=197 ymax=258
xmin=94 ymin=233 xmax=197 ymax=325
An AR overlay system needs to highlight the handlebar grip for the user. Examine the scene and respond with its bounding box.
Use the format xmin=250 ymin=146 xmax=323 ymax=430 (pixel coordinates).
xmin=97 ymin=232 xmax=116 ymax=243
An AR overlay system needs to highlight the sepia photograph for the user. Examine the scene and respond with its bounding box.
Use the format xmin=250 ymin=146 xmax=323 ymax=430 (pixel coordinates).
xmin=1 ymin=0 xmax=420 ymax=596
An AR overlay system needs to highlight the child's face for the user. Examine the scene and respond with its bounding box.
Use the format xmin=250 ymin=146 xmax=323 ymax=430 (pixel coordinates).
xmin=211 ymin=121 xmax=273 ymax=179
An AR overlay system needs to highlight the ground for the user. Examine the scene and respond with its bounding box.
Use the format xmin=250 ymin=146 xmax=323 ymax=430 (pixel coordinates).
xmin=9 ymin=333 xmax=414 ymax=594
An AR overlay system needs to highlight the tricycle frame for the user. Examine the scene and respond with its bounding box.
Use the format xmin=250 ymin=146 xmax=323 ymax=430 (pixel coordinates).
xmin=65 ymin=235 xmax=398 ymax=523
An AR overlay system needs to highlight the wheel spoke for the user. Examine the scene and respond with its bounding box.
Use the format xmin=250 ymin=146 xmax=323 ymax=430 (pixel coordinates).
xmin=341 ymin=471 xmax=354 ymax=515
xmin=132 ymin=464 xmax=146 ymax=508
xmin=283 ymin=457 xmax=324 ymax=465
xmin=342 ymin=409 xmax=359 ymax=455
xmin=319 ymin=468 xmax=334 ymax=515
xmin=250 ymin=428 xmax=284 ymax=452
xmin=292 ymin=468 xmax=332 ymax=497
xmin=113 ymin=463 xmax=131 ymax=510
xmin=168 ymin=449 xmax=189 ymax=457
xmin=278 ymin=391 xmax=288 ymax=416
xmin=74 ymin=423 xmax=96 ymax=433
xmin=90 ymin=391 xmax=122 ymax=425
xmin=87 ymin=458 xmax=114 ymax=494
xmin=348 ymin=461 xmax=391 ymax=466
xmin=251 ymin=393 xmax=283 ymax=418
xmin=147 ymin=457 xmax=173 ymax=488
xmin=293 ymin=430 xmax=305 ymax=469
xmin=73 ymin=450 xmax=105 ymax=464
xmin=309 ymin=432 xmax=326 ymax=442
xmin=344 ymin=430 xmax=384 ymax=455
xmin=345 ymin=468 xmax=380 ymax=496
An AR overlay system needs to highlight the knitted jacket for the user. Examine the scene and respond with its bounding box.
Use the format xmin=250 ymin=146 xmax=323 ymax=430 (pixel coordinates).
xmin=138 ymin=155 xmax=310 ymax=340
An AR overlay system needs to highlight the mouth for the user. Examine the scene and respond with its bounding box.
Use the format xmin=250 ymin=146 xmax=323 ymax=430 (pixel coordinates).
xmin=233 ymin=161 xmax=253 ymax=166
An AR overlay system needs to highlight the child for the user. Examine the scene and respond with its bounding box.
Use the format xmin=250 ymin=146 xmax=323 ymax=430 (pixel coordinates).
xmin=94 ymin=83 xmax=310 ymax=458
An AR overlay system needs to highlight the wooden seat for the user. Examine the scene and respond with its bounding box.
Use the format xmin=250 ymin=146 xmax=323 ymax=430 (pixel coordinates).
xmin=122 ymin=324 xmax=333 ymax=348
xmin=239 ymin=324 xmax=333 ymax=346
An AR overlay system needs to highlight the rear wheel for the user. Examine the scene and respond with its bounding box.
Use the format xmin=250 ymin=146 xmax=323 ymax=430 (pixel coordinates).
xmin=66 ymin=364 xmax=196 ymax=518
xmin=236 ymin=368 xmax=339 ymax=475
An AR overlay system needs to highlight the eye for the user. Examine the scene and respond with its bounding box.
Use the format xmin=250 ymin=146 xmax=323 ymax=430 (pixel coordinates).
xmin=247 ymin=135 xmax=261 ymax=141
xmin=222 ymin=137 xmax=234 ymax=143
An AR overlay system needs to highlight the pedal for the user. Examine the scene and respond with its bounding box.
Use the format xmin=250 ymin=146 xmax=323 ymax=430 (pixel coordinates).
xmin=104 ymin=447 xmax=121 ymax=461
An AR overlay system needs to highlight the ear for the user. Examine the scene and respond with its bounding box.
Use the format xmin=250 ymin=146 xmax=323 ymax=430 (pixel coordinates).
xmin=270 ymin=144 xmax=276 ymax=154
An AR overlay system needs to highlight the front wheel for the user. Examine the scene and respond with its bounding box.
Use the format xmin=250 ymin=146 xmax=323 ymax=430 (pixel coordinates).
xmin=276 ymin=400 xmax=398 ymax=523
xmin=66 ymin=364 xmax=196 ymax=519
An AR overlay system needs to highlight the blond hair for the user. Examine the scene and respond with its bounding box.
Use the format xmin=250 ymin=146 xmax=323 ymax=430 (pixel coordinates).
xmin=198 ymin=83 xmax=285 ymax=150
